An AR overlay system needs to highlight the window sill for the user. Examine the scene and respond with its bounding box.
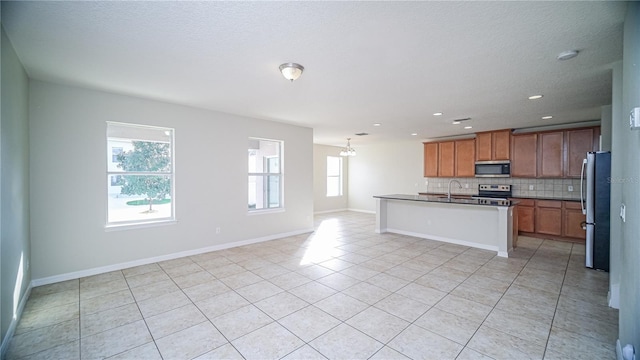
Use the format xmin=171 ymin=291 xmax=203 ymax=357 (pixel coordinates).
xmin=105 ymin=219 xmax=177 ymax=232
xmin=248 ymin=208 xmax=285 ymax=216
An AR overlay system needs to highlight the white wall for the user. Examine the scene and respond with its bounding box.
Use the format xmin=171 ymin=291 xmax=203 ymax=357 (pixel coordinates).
xmin=618 ymin=2 xmax=640 ymax=351
xmin=313 ymin=144 xmax=348 ymax=213
xmin=348 ymin=141 xmax=427 ymax=212
xmin=1 ymin=27 xmax=31 ymax=355
xmin=29 ymin=81 xmax=313 ymax=281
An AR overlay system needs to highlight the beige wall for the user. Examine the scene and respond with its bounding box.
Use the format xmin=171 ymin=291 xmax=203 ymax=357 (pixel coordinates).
xmin=313 ymin=144 xmax=348 ymax=213
xmin=29 ymin=81 xmax=314 ymax=282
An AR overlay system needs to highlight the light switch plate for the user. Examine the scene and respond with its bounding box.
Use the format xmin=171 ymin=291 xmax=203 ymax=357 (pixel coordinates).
xmin=620 ymin=204 xmax=626 ymax=222
xmin=631 ymin=107 xmax=640 ymax=130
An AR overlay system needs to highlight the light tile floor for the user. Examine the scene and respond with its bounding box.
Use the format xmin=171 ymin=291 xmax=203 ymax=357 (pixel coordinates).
xmin=7 ymin=211 xmax=618 ymax=360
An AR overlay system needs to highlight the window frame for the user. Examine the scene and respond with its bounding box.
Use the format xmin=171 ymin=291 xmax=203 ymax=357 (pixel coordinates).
xmin=106 ymin=121 xmax=176 ymax=229
xmin=248 ymin=137 xmax=284 ymax=213
xmin=326 ymin=155 xmax=343 ymax=197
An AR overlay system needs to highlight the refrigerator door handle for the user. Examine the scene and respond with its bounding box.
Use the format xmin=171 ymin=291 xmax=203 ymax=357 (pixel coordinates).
xmin=580 ymin=158 xmax=587 ymax=215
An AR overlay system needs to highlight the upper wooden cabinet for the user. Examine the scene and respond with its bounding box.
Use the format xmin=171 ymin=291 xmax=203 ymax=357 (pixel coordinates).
xmin=455 ymin=139 xmax=476 ymax=177
xmin=538 ymin=131 xmax=564 ymax=178
xmin=423 ymin=142 xmax=439 ymax=177
xmin=476 ymin=130 xmax=511 ymax=161
xmin=438 ymin=141 xmax=455 ymax=177
xmin=511 ymin=133 xmax=538 ymax=177
xmin=423 ymin=139 xmax=475 ymax=177
xmin=565 ymin=127 xmax=598 ymax=177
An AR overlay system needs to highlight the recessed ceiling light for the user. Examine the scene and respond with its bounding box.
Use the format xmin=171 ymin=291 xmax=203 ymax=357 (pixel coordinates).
xmin=542 ymin=115 xmax=553 ymax=120
xmin=464 ymin=126 xmax=472 ymax=129
xmin=452 ymin=121 xmax=461 ymax=125
xmin=528 ymin=95 xmax=543 ymax=100
xmin=411 ymin=133 xmax=418 ymax=136
xmin=433 ymin=112 xmax=443 ymax=116
xmin=373 ymin=123 xmax=381 ymax=127
xmin=557 ymin=50 xmax=579 ymax=61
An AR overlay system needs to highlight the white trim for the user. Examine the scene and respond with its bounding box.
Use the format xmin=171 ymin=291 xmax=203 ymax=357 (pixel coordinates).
xmin=385 ymin=228 xmax=501 ymax=255
xmin=608 ymin=283 xmax=620 ymax=309
xmin=30 ymin=228 xmax=314 ymax=287
xmin=105 ymin=219 xmax=177 ymax=232
xmin=0 ymin=284 xmax=32 ymax=359
xmin=247 ymin=208 xmax=286 ymax=216
xmin=347 ymin=208 xmax=376 ymax=214
xmin=314 ymin=208 xmax=349 ymax=215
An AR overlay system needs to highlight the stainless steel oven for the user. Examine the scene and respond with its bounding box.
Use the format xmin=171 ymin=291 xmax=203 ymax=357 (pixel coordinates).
xmin=475 ymin=160 xmax=511 ymax=178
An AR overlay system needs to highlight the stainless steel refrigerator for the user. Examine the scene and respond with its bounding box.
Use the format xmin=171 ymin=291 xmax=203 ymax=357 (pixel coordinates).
xmin=581 ymin=151 xmax=611 ymax=271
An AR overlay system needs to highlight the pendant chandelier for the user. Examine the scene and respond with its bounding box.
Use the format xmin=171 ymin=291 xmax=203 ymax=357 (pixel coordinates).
xmin=339 ymin=138 xmax=356 ymax=157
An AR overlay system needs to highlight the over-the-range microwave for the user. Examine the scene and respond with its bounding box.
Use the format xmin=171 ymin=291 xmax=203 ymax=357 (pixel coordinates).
xmin=475 ymin=160 xmax=511 ymax=177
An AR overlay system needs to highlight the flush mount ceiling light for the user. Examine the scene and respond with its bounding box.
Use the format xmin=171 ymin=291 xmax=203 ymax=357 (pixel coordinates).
xmin=279 ymin=63 xmax=304 ymax=82
xmin=464 ymin=126 xmax=473 ymax=129
xmin=373 ymin=123 xmax=381 ymax=127
xmin=411 ymin=133 xmax=418 ymax=136
xmin=557 ymin=50 xmax=579 ymax=61
xmin=542 ymin=115 xmax=553 ymax=120
xmin=433 ymin=112 xmax=443 ymax=116
xmin=528 ymin=95 xmax=543 ymax=100
xmin=339 ymin=138 xmax=356 ymax=157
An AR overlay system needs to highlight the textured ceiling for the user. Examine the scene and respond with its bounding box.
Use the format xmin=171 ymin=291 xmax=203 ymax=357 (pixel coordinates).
xmin=1 ymin=1 xmax=627 ymax=146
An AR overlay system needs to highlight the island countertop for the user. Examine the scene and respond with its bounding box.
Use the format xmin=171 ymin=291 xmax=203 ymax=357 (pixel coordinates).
xmin=374 ymin=194 xmax=517 ymax=207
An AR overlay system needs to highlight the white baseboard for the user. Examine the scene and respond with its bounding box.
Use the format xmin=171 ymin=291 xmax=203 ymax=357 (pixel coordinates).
xmin=31 ymin=228 xmax=314 ymax=287
xmin=0 ymin=284 xmax=32 ymax=359
xmin=347 ymin=208 xmax=376 ymax=214
xmin=386 ymin=228 xmax=500 ymax=254
xmin=314 ymin=208 xmax=348 ymax=215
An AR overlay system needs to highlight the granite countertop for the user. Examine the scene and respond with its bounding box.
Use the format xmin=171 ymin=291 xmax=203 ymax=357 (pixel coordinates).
xmin=374 ymin=194 xmax=516 ymax=207
xmin=417 ymin=192 xmax=580 ymax=202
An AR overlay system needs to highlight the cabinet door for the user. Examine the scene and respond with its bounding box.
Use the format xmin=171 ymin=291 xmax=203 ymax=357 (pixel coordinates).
xmin=476 ymin=132 xmax=492 ymax=161
xmin=517 ymin=205 xmax=535 ymax=233
xmin=438 ymin=141 xmax=455 ymax=177
xmin=536 ymin=200 xmax=563 ymax=236
xmin=511 ymin=133 xmax=537 ymax=177
xmin=455 ymin=139 xmax=476 ymax=177
xmin=565 ymin=128 xmax=594 ymax=178
xmin=492 ymin=129 xmax=511 ymax=160
xmin=424 ymin=142 xmax=439 ymax=177
xmin=538 ymin=131 xmax=564 ymax=178
xmin=563 ymin=202 xmax=586 ymax=240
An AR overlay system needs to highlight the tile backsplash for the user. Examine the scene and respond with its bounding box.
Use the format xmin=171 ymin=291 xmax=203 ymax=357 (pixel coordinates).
xmin=424 ymin=177 xmax=582 ymax=200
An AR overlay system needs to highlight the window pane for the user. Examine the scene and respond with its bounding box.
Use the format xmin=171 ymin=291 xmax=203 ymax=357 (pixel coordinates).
xmin=327 ymin=156 xmax=341 ymax=176
xmin=107 ymin=122 xmax=174 ymax=226
xmin=267 ymin=175 xmax=280 ymax=208
xmin=107 ymin=175 xmax=172 ymax=223
xmin=327 ymin=177 xmax=341 ymax=197
xmin=248 ymin=137 xmax=283 ymax=211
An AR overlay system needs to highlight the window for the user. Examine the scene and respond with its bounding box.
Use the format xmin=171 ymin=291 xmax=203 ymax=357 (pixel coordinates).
xmin=248 ymin=138 xmax=283 ymax=211
xmin=106 ymin=122 xmax=174 ymax=227
xmin=326 ymin=156 xmax=343 ymax=197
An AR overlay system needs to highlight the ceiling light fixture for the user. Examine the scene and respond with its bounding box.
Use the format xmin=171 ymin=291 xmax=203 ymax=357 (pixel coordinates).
xmin=528 ymin=95 xmax=543 ymax=100
xmin=339 ymin=138 xmax=356 ymax=157
xmin=452 ymin=121 xmax=461 ymax=125
xmin=411 ymin=133 xmax=418 ymax=136
xmin=279 ymin=63 xmax=304 ymax=82
xmin=464 ymin=126 xmax=473 ymax=129
xmin=433 ymin=112 xmax=443 ymax=116
xmin=542 ymin=116 xmax=553 ymax=120
xmin=373 ymin=123 xmax=381 ymax=127
xmin=557 ymin=50 xmax=579 ymax=61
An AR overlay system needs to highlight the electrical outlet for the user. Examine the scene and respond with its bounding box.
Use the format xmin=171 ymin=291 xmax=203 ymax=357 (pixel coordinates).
xmin=529 ymin=185 xmax=535 ymax=191
xmin=568 ymin=185 xmax=574 ymax=192
xmin=216 ymin=227 xmax=221 ymax=234
xmin=465 ymin=183 xmax=469 ymax=188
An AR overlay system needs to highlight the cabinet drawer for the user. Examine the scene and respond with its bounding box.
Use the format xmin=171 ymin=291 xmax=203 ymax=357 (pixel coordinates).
xmin=564 ymin=201 xmax=582 ymax=210
xmin=514 ymin=198 xmax=535 ymax=207
xmin=536 ymin=200 xmax=562 ymax=208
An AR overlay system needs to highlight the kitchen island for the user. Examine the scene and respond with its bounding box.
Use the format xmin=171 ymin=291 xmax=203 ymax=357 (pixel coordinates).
xmin=374 ymin=194 xmax=516 ymax=257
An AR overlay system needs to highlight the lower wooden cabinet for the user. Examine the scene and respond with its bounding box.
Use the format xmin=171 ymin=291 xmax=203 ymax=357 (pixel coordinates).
xmin=563 ymin=201 xmax=587 ymax=239
xmin=535 ymin=200 xmax=562 ymax=236
xmin=512 ymin=198 xmax=585 ymax=241
xmin=516 ymin=199 xmax=535 ymax=233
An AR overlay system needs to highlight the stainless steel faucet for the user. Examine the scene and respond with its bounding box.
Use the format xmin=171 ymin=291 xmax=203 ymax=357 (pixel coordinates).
xmin=447 ymin=179 xmax=462 ymax=199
